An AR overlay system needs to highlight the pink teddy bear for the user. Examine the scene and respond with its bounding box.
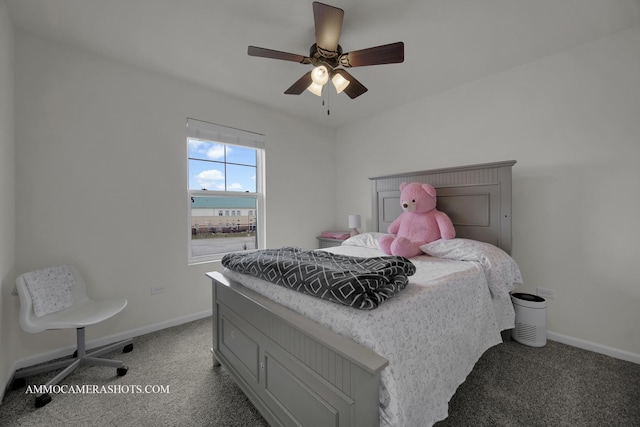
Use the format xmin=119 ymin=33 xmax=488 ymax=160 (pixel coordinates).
xmin=379 ymin=182 xmax=456 ymax=258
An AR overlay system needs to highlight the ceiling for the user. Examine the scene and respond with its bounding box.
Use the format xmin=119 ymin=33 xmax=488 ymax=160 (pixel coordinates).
xmin=6 ymin=0 xmax=640 ymax=128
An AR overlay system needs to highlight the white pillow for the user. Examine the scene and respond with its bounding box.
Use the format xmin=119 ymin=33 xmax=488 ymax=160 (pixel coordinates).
xmin=342 ymin=232 xmax=388 ymax=250
xmin=23 ymin=265 xmax=75 ymax=317
xmin=420 ymin=238 xmax=523 ymax=296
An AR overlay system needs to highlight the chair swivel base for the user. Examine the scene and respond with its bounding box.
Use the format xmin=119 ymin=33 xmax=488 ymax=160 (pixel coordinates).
xmin=12 ymin=329 xmax=133 ymax=408
xmin=32 ymin=365 xmax=128 ymax=409
xmin=35 ymin=393 xmax=52 ymax=408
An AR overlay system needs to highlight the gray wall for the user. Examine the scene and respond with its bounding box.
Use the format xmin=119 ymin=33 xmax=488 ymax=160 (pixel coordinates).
xmin=0 ymin=0 xmax=16 ymax=398
xmin=335 ymin=25 xmax=640 ymax=358
xmin=6 ymin=29 xmax=336 ymax=372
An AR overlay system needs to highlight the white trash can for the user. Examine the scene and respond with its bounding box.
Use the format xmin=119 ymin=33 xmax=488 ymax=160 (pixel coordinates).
xmin=511 ymin=293 xmax=547 ymax=347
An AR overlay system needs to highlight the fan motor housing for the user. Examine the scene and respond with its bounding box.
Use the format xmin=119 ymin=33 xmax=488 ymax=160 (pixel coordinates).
xmin=310 ymin=43 xmax=342 ymax=66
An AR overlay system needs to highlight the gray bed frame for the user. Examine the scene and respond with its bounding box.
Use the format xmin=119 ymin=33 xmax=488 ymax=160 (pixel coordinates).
xmin=206 ymin=160 xmax=516 ymax=427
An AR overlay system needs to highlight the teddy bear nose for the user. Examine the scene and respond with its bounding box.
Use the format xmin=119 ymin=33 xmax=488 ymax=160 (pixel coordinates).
xmin=402 ymin=203 xmax=408 ymax=208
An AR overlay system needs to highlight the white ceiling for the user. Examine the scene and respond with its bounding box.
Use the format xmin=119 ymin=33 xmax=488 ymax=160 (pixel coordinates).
xmin=6 ymin=0 xmax=640 ymax=128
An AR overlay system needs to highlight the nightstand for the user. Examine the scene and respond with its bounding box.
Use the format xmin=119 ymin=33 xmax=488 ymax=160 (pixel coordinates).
xmin=316 ymin=236 xmax=346 ymax=249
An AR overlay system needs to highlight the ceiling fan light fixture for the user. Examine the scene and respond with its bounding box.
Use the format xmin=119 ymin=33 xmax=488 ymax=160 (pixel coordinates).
xmin=307 ymin=82 xmax=324 ymax=96
xmin=310 ymin=65 xmax=329 ymax=86
xmin=248 ymin=2 xmax=404 ymax=101
xmin=331 ymin=72 xmax=350 ymax=94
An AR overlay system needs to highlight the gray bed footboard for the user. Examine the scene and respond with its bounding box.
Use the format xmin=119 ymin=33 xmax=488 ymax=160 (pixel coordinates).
xmin=207 ymin=271 xmax=389 ymax=427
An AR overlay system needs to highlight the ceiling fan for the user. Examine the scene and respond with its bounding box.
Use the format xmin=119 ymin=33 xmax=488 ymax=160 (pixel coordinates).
xmin=248 ymin=1 xmax=404 ymax=99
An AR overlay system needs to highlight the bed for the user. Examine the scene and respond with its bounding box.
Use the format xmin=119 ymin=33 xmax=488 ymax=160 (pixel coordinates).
xmin=206 ymin=160 xmax=519 ymax=427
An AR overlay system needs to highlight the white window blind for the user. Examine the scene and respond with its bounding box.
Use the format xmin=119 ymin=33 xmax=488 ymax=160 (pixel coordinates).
xmin=187 ymin=118 xmax=265 ymax=150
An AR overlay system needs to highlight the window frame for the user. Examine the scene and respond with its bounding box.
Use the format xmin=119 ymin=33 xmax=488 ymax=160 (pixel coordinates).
xmin=186 ymin=118 xmax=265 ymax=265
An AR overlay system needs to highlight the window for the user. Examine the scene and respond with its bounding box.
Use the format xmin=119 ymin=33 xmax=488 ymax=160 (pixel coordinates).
xmin=187 ymin=118 xmax=265 ymax=264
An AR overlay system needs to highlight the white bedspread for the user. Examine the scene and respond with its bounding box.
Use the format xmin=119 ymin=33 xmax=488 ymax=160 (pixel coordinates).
xmin=222 ymin=244 xmax=517 ymax=427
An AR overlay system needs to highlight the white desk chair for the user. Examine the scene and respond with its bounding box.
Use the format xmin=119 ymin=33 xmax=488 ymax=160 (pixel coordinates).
xmin=13 ymin=265 xmax=133 ymax=408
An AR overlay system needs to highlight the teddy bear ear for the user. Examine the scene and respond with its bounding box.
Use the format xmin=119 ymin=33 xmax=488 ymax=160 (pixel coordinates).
xmin=399 ymin=182 xmax=407 ymax=190
xmin=422 ymin=183 xmax=437 ymax=197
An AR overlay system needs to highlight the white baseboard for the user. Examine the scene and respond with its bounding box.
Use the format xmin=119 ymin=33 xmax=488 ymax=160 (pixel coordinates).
xmin=547 ymin=331 xmax=640 ymax=364
xmin=2 ymin=309 xmax=212 ymax=402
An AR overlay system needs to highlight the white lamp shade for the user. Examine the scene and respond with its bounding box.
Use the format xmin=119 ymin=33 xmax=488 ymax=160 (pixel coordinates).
xmin=311 ymin=65 xmax=329 ymax=85
xmin=348 ymin=214 xmax=361 ymax=228
xmin=307 ymin=82 xmax=324 ymax=96
xmin=332 ymin=73 xmax=350 ymax=94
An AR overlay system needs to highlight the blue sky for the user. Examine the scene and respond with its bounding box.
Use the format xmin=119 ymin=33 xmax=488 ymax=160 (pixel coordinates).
xmin=188 ymin=139 xmax=256 ymax=192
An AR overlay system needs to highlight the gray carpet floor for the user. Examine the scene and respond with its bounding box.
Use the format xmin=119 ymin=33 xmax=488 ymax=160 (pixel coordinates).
xmin=1 ymin=317 xmax=639 ymax=426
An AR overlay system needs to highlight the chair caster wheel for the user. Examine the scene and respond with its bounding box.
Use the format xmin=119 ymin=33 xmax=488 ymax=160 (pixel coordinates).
xmin=35 ymin=393 xmax=52 ymax=408
xmin=11 ymin=377 xmax=26 ymax=390
xmin=117 ymin=366 xmax=128 ymax=376
xmin=123 ymin=343 xmax=133 ymax=353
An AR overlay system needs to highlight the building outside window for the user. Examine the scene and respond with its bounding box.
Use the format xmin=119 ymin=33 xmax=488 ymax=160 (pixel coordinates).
xmin=187 ymin=118 xmax=265 ymax=263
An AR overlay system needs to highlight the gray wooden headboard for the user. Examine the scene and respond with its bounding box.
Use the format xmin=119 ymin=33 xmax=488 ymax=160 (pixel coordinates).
xmin=369 ymin=160 xmax=517 ymax=254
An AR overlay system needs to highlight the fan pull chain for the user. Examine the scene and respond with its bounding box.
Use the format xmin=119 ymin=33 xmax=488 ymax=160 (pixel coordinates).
xmin=320 ymin=85 xmax=330 ymax=115
xmin=326 ymin=87 xmax=330 ymax=116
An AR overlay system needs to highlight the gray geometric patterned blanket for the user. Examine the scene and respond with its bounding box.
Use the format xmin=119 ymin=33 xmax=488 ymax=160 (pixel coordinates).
xmin=221 ymin=247 xmax=415 ymax=309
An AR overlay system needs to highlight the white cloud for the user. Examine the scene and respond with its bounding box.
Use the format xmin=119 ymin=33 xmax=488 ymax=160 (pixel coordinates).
xmin=206 ymin=144 xmax=227 ymax=160
xmin=227 ymin=183 xmax=243 ymax=191
xmin=197 ymin=169 xmax=224 ymax=190
xmin=188 ymin=139 xmax=207 ymax=154
xmin=188 ymin=139 xmax=230 ymax=161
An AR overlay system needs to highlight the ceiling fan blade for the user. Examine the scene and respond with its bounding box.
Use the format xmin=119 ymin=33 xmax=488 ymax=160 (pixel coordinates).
xmin=284 ymin=71 xmax=313 ymax=95
xmin=313 ymin=2 xmax=344 ymax=54
xmin=339 ymin=42 xmax=404 ymax=67
xmin=333 ymin=69 xmax=368 ymax=99
xmin=248 ymin=46 xmax=310 ymax=64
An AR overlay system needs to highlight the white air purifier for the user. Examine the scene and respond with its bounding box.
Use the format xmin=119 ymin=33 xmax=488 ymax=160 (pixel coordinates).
xmin=511 ymin=293 xmax=547 ymax=347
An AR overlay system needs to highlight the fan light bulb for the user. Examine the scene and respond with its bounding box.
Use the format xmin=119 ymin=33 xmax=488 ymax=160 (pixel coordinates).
xmin=307 ymin=82 xmax=324 ymax=97
xmin=331 ymin=73 xmax=350 ymax=94
xmin=310 ymin=65 xmax=329 ymax=86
